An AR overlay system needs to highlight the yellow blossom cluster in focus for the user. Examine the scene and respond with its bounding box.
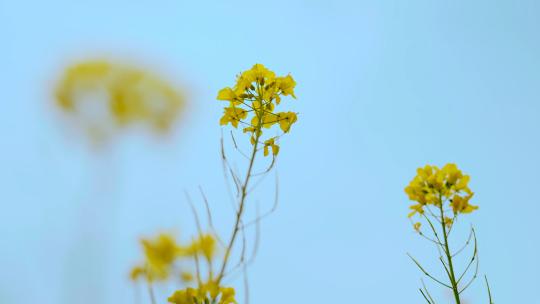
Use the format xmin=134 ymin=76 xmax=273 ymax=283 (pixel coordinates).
xmin=404 ymin=165 xmax=490 ymax=302
xmin=55 ymin=60 xmax=184 ymax=141
xmin=405 ymin=163 xmax=478 ymax=219
xmin=217 ymin=64 xmax=298 ymax=157
xmin=131 ymin=64 xmax=299 ymax=304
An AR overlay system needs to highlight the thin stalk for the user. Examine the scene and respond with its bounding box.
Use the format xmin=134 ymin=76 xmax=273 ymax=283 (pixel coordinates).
xmin=485 ymin=275 xmax=493 ymax=304
xmin=147 ymin=282 xmax=156 ymax=304
xmin=439 ymin=196 xmax=461 ymax=304
xmin=216 ymin=89 xmax=264 ymax=285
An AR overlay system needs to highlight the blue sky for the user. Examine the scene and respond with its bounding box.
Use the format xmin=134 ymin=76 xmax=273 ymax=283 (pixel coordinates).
xmin=1 ymin=0 xmax=539 ymax=303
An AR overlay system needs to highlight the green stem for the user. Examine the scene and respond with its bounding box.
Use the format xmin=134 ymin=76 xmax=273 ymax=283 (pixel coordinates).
xmin=439 ymin=197 xmax=461 ymax=304
xmin=216 ymin=90 xmax=264 ymax=285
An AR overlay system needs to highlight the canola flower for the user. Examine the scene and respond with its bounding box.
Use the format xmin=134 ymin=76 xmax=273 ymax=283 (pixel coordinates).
xmin=132 ymin=64 xmax=297 ymax=304
xmin=405 ymin=164 xmax=493 ymax=304
xmin=131 ymin=233 xmax=182 ymax=282
xmin=55 ymin=60 xmax=184 ymax=143
xmin=215 ymin=64 xmax=297 ymax=287
xmin=168 ymin=283 xmax=236 ymax=304
xmin=405 ymin=164 xmax=477 ymax=219
xmin=217 ymin=63 xmax=297 ymax=158
xmin=131 ymin=232 xmax=235 ymax=304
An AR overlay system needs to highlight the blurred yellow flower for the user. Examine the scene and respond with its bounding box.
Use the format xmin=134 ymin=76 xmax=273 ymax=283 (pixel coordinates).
xmin=131 ymin=233 xmax=182 ymax=282
xmin=168 ymin=282 xmax=237 ymax=304
xmin=55 ymin=60 xmax=185 ymax=142
xmin=218 ymin=287 xmax=237 ymax=304
xmin=186 ymin=233 xmax=217 ymax=262
xmin=142 ymin=233 xmax=179 ymax=265
xmin=131 ymin=232 xmax=221 ymax=285
xmin=413 ymin=222 xmax=421 ymax=232
xmin=168 ymin=287 xmax=200 ymax=304
xmin=130 ymin=266 xmax=146 ymax=281
xmin=180 ymin=271 xmax=194 ymax=283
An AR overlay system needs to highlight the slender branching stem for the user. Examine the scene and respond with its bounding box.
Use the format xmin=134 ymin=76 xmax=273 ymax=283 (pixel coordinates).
xmin=216 ymin=87 xmax=264 ymax=285
xmin=438 ymin=196 xmax=461 ymax=304
xmin=485 ymin=275 xmax=493 ymax=304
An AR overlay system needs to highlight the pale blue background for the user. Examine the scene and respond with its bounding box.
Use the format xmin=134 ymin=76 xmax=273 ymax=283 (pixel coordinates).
xmin=1 ymin=0 xmax=539 ymax=303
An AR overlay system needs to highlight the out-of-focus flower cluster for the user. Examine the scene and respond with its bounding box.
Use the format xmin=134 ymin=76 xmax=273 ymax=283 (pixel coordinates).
xmin=168 ymin=283 xmax=236 ymax=304
xmin=131 ymin=233 xmax=236 ymax=304
xmin=217 ymin=64 xmax=297 ymax=157
xmin=405 ymin=164 xmax=478 ymax=220
xmin=55 ymin=60 xmax=184 ymax=142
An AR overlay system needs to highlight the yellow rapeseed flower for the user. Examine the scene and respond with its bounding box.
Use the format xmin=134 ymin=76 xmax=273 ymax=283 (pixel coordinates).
xmin=219 ymin=287 xmax=237 ymax=304
xmin=130 ymin=266 xmax=146 ymax=281
xmin=217 ymin=64 xmax=298 ymax=157
xmin=186 ymin=233 xmax=217 ymax=262
xmin=444 ymin=216 xmax=454 ymax=228
xmin=55 ymin=60 xmax=185 ymax=142
xmin=450 ymin=193 xmax=478 ymax=214
xmin=142 ymin=234 xmax=179 ymax=266
xmin=131 ymin=233 xmax=182 ymax=282
xmin=276 ymin=111 xmax=298 ymax=133
xmin=413 ymin=222 xmax=421 ymax=232
xmin=404 ymin=164 xmax=488 ymax=303
xmin=168 ymin=283 xmax=237 ymax=304
xmin=276 ymin=74 xmax=297 ymax=98
xmin=405 ymin=163 xmax=476 ymax=218
xmin=180 ymin=272 xmax=194 ymax=283
xmin=263 ymin=137 xmax=279 ymax=157
xmin=168 ymin=287 xmax=201 ymax=304
xmin=219 ymin=106 xmax=248 ymax=128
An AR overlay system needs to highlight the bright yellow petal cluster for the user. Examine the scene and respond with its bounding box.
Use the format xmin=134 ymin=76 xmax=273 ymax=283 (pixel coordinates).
xmin=263 ymin=137 xmax=280 ymax=157
xmin=405 ymin=164 xmax=477 ymax=218
xmin=168 ymin=281 xmax=237 ymax=304
xmin=55 ymin=60 xmax=184 ymax=140
xmin=219 ymin=107 xmax=248 ymax=128
xmin=217 ymin=64 xmax=298 ymax=157
xmin=451 ymin=193 xmax=478 ymax=214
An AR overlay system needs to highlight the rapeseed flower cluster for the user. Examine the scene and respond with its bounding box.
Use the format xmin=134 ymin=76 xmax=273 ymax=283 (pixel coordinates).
xmin=404 ymin=164 xmax=491 ymax=304
xmin=132 ymin=64 xmax=298 ymax=304
xmin=212 ymin=64 xmax=299 ymax=292
xmin=55 ymin=60 xmax=184 ymax=141
xmin=131 ymin=233 xmax=217 ymax=283
xmin=405 ymin=163 xmax=477 ymax=219
xmin=131 ymin=232 xmax=236 ymax=304
xmin=168 ymin=282 xmax=236 ymax=304
xmin=217 ymin=64 xmax=297 ymax=157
